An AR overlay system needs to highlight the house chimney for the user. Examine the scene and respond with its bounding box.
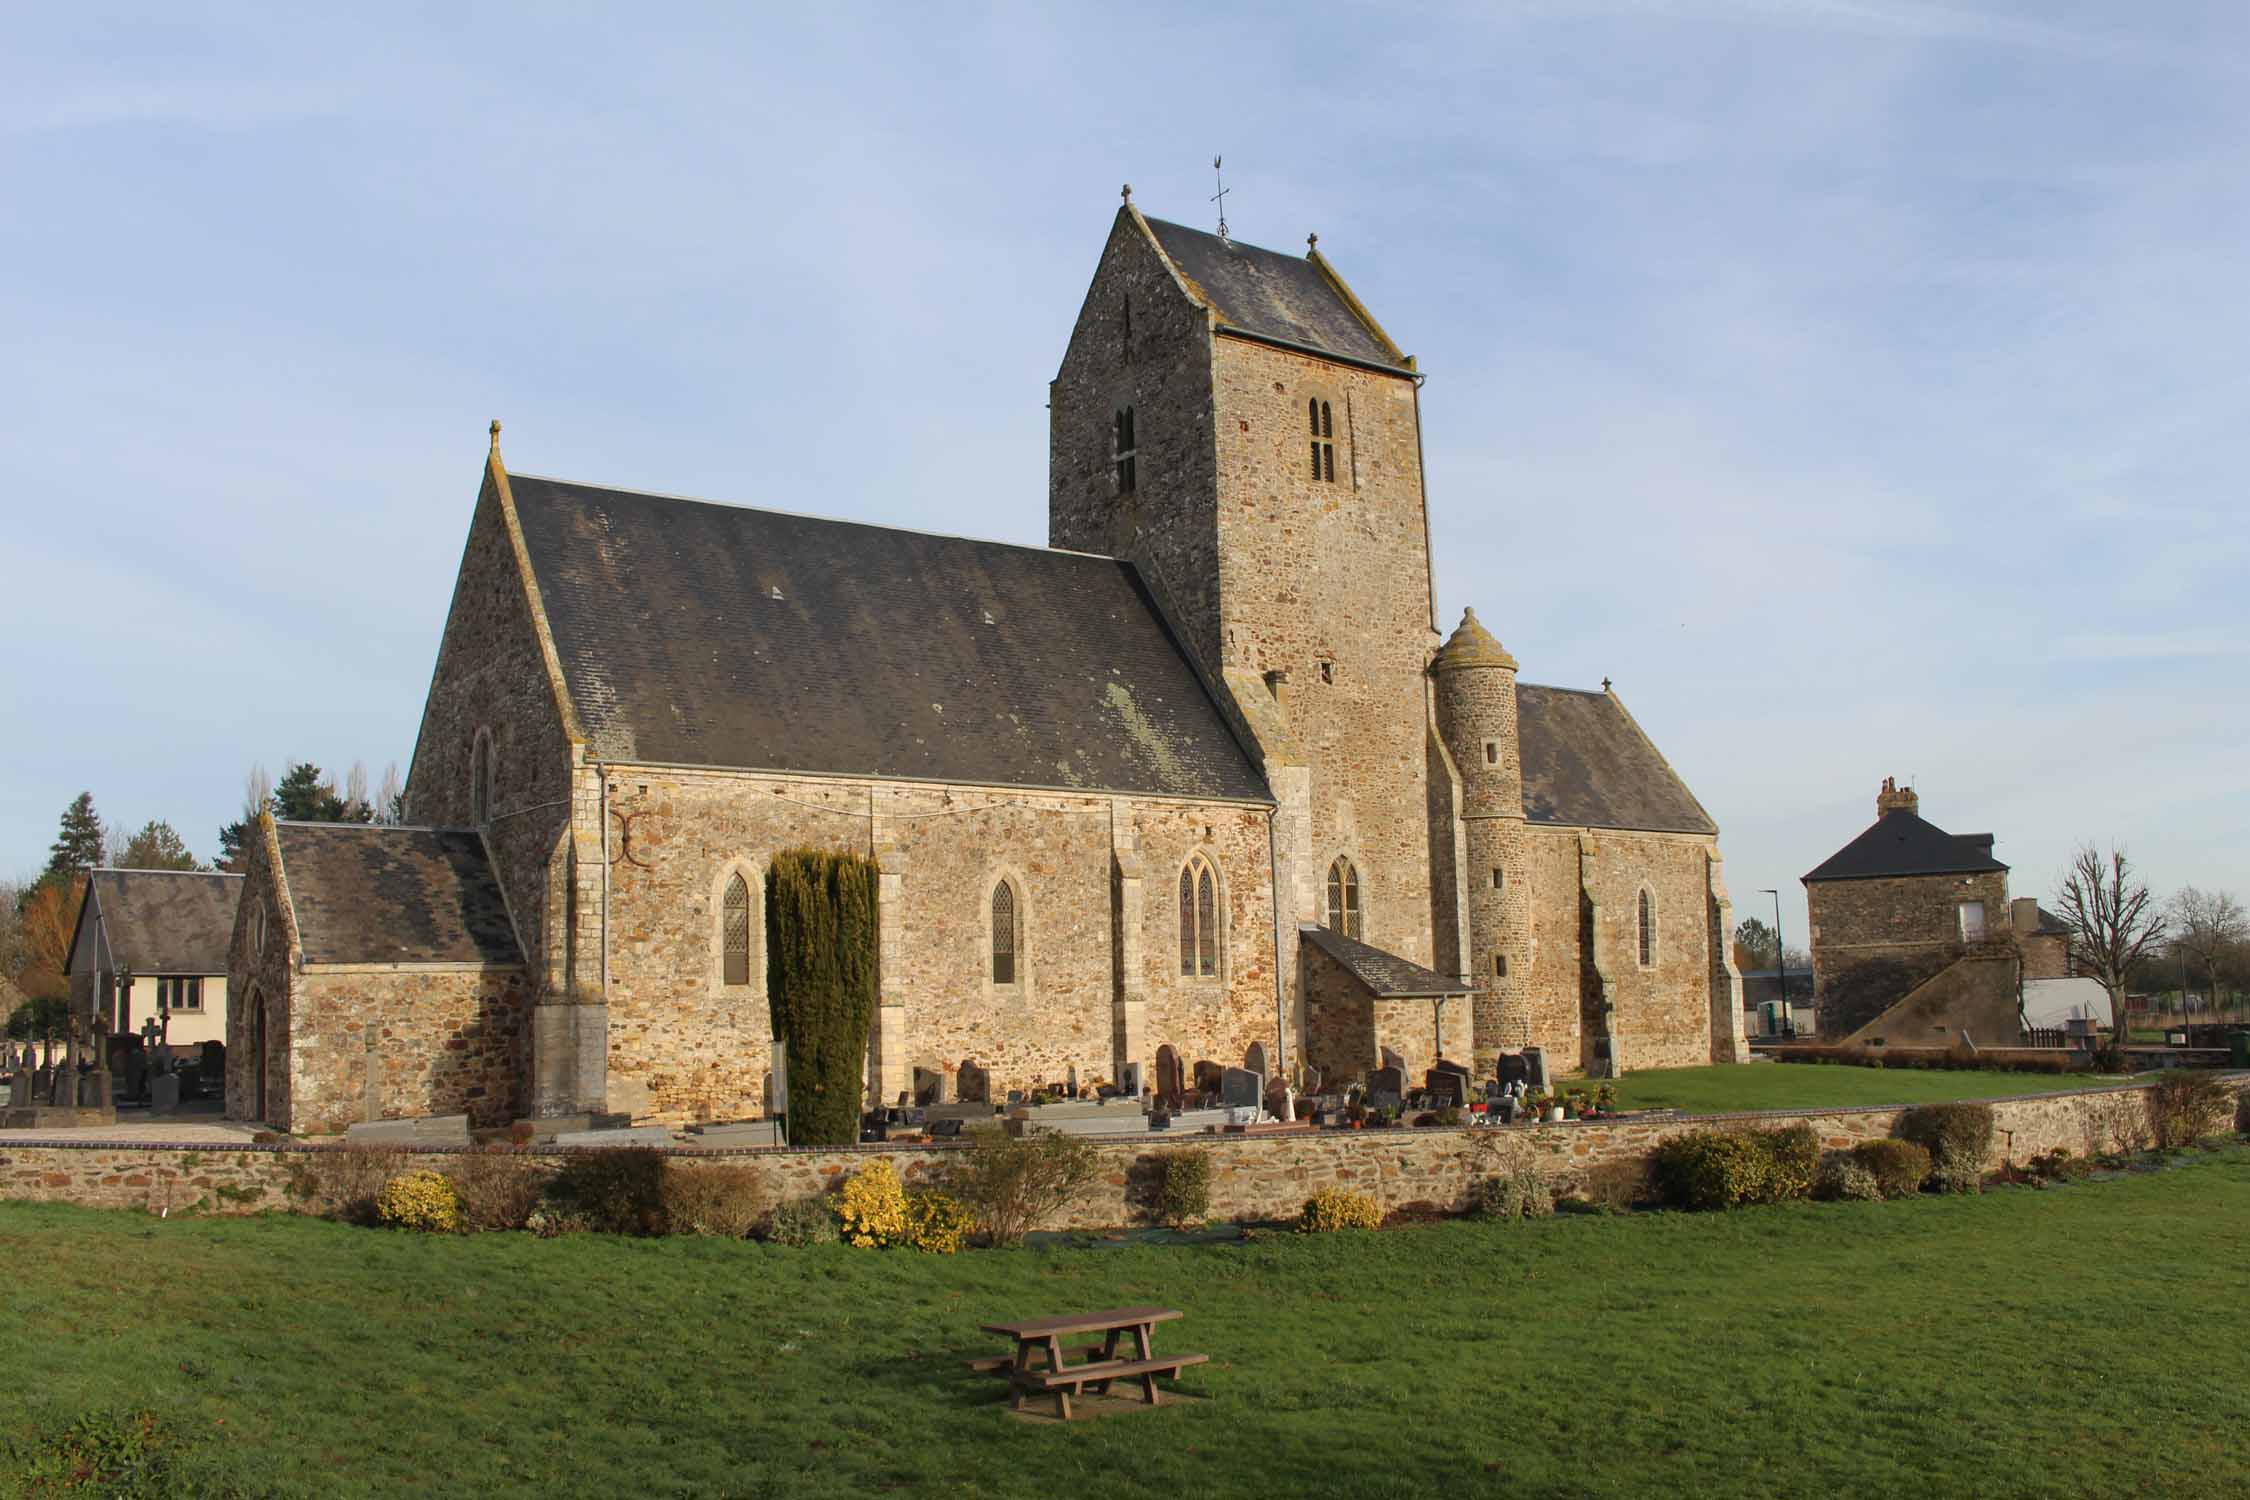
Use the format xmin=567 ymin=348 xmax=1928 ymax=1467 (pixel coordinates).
xmin=2011 ymin=897 xmax=2039 ymax=936
xmin=1876 ymin=776 xmax=1919 ymax=818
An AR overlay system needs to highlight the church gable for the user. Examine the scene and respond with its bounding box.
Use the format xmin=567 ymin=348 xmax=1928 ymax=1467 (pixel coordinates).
xmin=506 ymin=473 xmax=1270 ymax=802
xmin=1516 ymin=684 xmax=1716 ymax=835
xmin=1140 ymin=217 xmax=1409 ymax=372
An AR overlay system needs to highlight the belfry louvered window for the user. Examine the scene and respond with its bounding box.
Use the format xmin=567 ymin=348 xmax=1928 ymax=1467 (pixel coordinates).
xmin=992 ymin=881 xmax=1018 ymax=986
xmin=1114 ymin=406 xmax=1137 ymax=492
xmin=1309 ymin=398 xmax=1335 ymax=482
xmin=1180 ymin=856 xmax=1219 ymax=978
xmin=722 ymin=873 xmax=751 ymax=987
xmin=1326 ymin=858 xmax=1361 ymax=941
xmin=1638 ymin=889 xmax=1655 ymax=968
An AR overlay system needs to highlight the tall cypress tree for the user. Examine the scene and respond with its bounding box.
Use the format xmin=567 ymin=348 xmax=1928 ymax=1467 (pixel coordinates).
xmin=766 ymin=847 xmax=879 ymax=1146
xmin=42 ymin=792 xmax=105 ymax=884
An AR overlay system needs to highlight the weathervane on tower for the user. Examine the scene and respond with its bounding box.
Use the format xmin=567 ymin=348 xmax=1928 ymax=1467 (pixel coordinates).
xmin=1211 ymin=156 xmax=1230 ymax=243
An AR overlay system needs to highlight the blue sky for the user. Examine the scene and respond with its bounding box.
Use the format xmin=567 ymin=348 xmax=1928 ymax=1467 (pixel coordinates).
xmin=4 ymin=1 xmax=2244 ymax=939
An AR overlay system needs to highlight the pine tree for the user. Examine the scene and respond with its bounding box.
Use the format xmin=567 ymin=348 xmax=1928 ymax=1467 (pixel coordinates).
xmin=116 ymin=820 xmax=204 ymax=871
xmin=42 ymin=792 xmax=105 ymax=884
xmin=765 ymin=847 xmax=880 ymax=1146
xmin=273 ymin=763 xmax=347 ymax=822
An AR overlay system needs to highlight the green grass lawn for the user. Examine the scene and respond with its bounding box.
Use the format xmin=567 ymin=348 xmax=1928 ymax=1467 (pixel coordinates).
xmin=7 ymin=1150 xmax=2250 ymax=1499
xmin=1585 ymin=1061 xmax=2143 ymax=1114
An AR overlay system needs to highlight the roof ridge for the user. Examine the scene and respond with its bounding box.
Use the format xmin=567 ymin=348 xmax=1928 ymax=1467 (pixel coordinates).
xmin=509 ymin=472 xmax=1124 ymax=565
xmin=91 ymin=867 xmax=241 ymax=878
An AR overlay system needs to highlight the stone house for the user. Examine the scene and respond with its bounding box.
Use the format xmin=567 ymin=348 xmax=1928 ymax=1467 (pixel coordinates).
xmin=66 ymin=869 xmax=242 ymax=1049
xmin=236 ymin=199 xmax=1743 ymax=1130
xmin=226 ymin=816 xmax=528 ymax=1131
xmin=1802 ymin=779 xmax=2026 ymax=1046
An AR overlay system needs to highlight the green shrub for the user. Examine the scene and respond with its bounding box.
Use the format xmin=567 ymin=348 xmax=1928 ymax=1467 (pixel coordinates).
xmin=1849 ymin=1139 xmax=1932 ymax=1198
xmin=661 ymin=1163 xmax=766 ymax=1238
xmin=545 ymin=1147 xmax=667 ymax=1235
xmin=1759 ymin=1125 xmax=1820 ymax=1202
xmin=1816 ymin=1157 xmax=1881 ymax=1201
xmin=946 ymin=1126 xmax=1105 ymax=1246
xmin=1472 ymin=1160 xmax=1555 ymax=1220
xmin=1147 ymin=1149 xmax=1214 ymax=1229
xmin=1931 ymin=1160 xmax=1984 ymax=1195
xmin=374 ymin=1170 xmax=462 ymax=1232
xmin=763 ymin=1193 xmax=841 ymax=1246
xmin=1298 ymin=1187 xmax=1382 ymax=1232
xmin=838 ymin=1158 xmax=910 ymax=1247
xmin=1896 ymin=1102 xmax=1995 ymax=1183
xmin=2146 ymin=1073 xmax=2236 ymax=1150
xmin=766 ymin=847 xmax=880 ymax=1147
xmin=903 ymin=1190 xmax=974 ymax=1254
xmin=1652 ymin=1130 xmax=1772 ymax=1211
xmin=2027 ymin=1147 xmax=2090 ymax=1183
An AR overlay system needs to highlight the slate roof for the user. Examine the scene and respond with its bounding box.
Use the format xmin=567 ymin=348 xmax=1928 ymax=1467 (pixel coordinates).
xmin=1141 ymin=218 xmax=1409 ymax=372
xmin=2029 ymin=904 xmax=2072 ymax=938
xmin=272 ymin=824 xmax=522 ymax=966
xmin=1516 ymin=685 xmax=1717 ymax=835
xmin=70 ymin=870 xmax=242 ymax=975
xmin=1802 ymin=809 xmax=2010 ymax=884
xmin=1300 ymin=923 xmax=1471 ymax=997
xmin=508 ymin=474 xmax=1271 ymax=803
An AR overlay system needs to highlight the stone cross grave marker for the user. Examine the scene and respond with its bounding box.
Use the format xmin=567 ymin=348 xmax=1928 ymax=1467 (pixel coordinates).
xmin=1244 ymin=1040 xmax=1268 ymax=1077
xmin=1120 ymin=1060 xmax=1145 ymax=1098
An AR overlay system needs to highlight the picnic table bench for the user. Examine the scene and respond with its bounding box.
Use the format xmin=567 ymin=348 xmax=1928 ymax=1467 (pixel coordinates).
xmin=972 ymin=1306 xmax=1207 ymax=1419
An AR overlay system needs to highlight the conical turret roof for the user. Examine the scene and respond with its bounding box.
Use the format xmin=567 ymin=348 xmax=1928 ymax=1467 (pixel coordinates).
xmin=1434 ymin=608 xmax=1518 ymax=671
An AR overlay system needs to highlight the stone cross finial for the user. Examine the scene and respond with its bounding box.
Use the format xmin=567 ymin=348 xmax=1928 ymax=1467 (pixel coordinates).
xmin=1307 ymin=232 xmax=1318 ymax=251
xmin=488 ymin=419 xmax=502 ymax=456
xmin=1121 ymin=183 xmax=1131 ymax=203
xmin=1602 ymin=676 xmax=1613 ymax=692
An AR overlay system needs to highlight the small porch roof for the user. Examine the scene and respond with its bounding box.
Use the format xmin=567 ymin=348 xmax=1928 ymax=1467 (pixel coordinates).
xmin=1298 ymin=924 xmax=1473 ymax=998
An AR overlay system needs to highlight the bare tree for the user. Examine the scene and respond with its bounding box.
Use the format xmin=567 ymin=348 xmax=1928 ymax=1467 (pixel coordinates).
xmin=343 ymin=761 xmax=372 ymax=821
xmin=2052 ymin=844 xmax=2169 ymax=1053
xmin=244 ymin=764 xmax=272 ymax=820
xmin=375 ymin=762 xmax=405 ymax=825
xmin=2172 ymin=887 xmax=2246 ymax=1020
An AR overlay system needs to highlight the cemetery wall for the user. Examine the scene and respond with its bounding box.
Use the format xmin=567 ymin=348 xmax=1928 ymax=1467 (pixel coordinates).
xmin=8 ymin=1077 xmax=2239 ymax=1226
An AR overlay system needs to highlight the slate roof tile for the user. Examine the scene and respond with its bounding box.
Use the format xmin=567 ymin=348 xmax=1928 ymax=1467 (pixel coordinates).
xmin=74 ymin=870 xmax=242 ymax=975
xmin=273 ymin=823 xmax=522 ymax=966
xmin=1300 ymin=923 xmax=1471 ymax=997
xmin=1516 ymin=685 xmax=1716 ymax=835
xmin=1802 ymin=809 xmax=2010 ymax=883
xmin=1142 ymin=218 xmax=1408 ymax=371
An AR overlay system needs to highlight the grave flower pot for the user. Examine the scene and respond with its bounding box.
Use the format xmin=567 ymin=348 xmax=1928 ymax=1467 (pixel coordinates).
xmin=1546 ymin=1106 xmax=1566 ymax=1123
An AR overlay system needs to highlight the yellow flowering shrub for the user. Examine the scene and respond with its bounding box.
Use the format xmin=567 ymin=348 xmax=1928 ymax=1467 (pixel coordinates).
xmin=1297 ymin=1187 xmax=1382 ymax=1233
xmin=375 ymin=1169 xmax=463 ymax=1233
xmin=838 ymin=1159 xmax=909 ymax=1248
xmin=904 ymin=1190 xmax=974 ymax=1254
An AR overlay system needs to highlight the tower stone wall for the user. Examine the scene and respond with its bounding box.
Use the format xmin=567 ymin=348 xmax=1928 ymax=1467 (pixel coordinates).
xmin=1432 ymin=610 xmax=1532 ymax=1071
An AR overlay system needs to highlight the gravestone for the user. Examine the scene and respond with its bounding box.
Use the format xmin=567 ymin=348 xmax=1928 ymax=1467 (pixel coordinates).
xmin=772 ymin=1044 xmax=790 ymax=1117
xmin=346 ymin=1113 xmax=474 ymax=1146
xmin=1302 ymin=1063 xmax=1322 ymax=1096
xmin=1193 ymin=1060 xmax=1224 ymax=1099
xmin=1379 ymin=1046 xmax=1405 ymax=1074
xmin=690 ymin=1119 xmax=784 ymax=1147
xmin=1422 ymin=1069 xmax=1465 ymax=1109
xmin=554 ymin=1125 xmax=673 ymax=1148
xmin=956 ymin=1058 xmax=990 ymax=1105
xmin=1370 ymin=1064 xmax=1405 ymax=1102
xmin=1066 ymin=1064 xmax=1079 ymax=1097
xmin=1263 ymin=1078 xmax=1292 ymax=1122
xmin=1120 ymin=1060 xmax=1145 ymax=1099
xmin=1497 ymin=1052 xmax=1529 ymax=1088
xmin=912 ymin=1066 xmax=947 ymax=1107
xmin=1221 ymin=1067 xmax=1263 ymax=1110
xmin=6 ymin=1047 xmax=29 ymax=1107
xmin=1244 ymin=1041 xmax=1268 ymax=1077
xmin=1155 ymin=1046 xmax=1184 ymax=1108
xmin=1521 ymin=1047 xmax=1549 ymax=1093
xmin=149 ymin=1071 xmax=181 ymax=1113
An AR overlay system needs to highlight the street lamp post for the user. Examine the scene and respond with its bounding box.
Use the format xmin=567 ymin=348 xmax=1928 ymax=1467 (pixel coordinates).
xmin=1759 ymin=889 xmax=1789 ymax=1037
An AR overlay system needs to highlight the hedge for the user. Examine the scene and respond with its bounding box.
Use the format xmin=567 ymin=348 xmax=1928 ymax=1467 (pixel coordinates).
xmin=767 ymin=847 xmax=881 ymax=1147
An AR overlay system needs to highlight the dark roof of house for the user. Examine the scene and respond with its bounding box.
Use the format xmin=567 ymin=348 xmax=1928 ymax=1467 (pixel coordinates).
xmin=273 ymin=823 xmax=522 ymax=966
xmin=1299 ymin=923 xmax=1471 ymax=997
xmin=1141 ymin=218 xmax=1408 ymax=372
xmin=508 ymin=474 xmax=1272 ymax=803
xmin=1516 ymin=685 xmax=1717 ymax=835
xmin=1802 ymin=809 xmax=2010 ymax=883
xmin=2030 ymin=905 xmax=2072 ymax=938
xmin=71 ymin=869 xmax=242 ymax=975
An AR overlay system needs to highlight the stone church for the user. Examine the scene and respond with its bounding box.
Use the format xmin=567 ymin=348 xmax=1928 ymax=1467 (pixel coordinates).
xmin=226 ymin=200 xmax=1745 ymax=1131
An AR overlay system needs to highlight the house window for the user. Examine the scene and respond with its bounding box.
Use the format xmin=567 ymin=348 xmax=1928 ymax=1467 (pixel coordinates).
xmin=1638 ymin=889 xmax=1655 ymax=968
xmin=158 ymin=976 xmax=203 ymax=1012
xmin=1309 ymin=399 xmax=1334 ymax=482
xmin=722 ymin=873 xmax=752 ymax=988
xmin=1958 ymin=901 xmax=1987 ymax=943
xmin=1114 ymin=406 xmax=1137 ymax=492
xmin=1325 ymin=858 xmax=1362 ymax=941
xmin=992 ymin=881 xmax=1019 ymax=986
xmin=1179 ymin=855 xmax=1219 ymax=979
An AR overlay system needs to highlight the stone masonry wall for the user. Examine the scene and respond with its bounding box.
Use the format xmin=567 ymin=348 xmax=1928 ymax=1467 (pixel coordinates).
xmin=225 ymin=819 xmax=297 ymax=1127
xmin=284 ymin=967 xmax=533 ymax=1133
xmin=1809 ymin=869 xmax=2013 ymax=1038
xmin=9 ymin=1077 xmax=2238 ymax=1226
xmin=594 ymin=768 xmax=1276 ymax=1124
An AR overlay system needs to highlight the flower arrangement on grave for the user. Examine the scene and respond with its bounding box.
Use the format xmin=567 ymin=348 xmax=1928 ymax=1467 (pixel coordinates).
xmin=1595 ymin=1084 xmax=1618 ymax=1116
xmin=838 ymin=1158 xmax=909 ymax=1248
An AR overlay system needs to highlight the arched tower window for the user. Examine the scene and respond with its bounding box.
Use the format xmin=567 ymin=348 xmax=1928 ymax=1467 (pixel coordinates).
xmin=1179 ymin=855 xmax=1219 ymax=978
xmin=991 ymin=881 xmax=1019 ymax=987
xmin=1308 ymin=398 xmax=1334 ymax=483
xmin=1114 ymin=406 xmax=1137 ymax=492
xmin=1325 ymin=857 xmax=1362 ymax=941
xmin=722 ymin=873 xmax=752 ymax=988
xmin=1638 ymin=888 xmax=1655 ymax=968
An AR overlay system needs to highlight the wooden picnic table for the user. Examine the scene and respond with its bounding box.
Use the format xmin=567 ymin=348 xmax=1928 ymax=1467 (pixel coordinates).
xmin=972 ymin=1306 xmax=1206 ymax=1419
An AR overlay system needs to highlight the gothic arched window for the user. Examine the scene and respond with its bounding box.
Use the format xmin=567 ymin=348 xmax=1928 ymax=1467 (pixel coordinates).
xmin=991 ymin=881 xmax=1019 ymax=986
xmin=1114 ymin=406 xmax=1138 ymax=492
xmin=1309 ymin=398 xmax=1335 ymax=483
xmin=1325 ymin=857 xmax=1361 ymax=941
xmin=1638 ymin=888 xmax=1655 ymax=968
xmin=722 ymin=873 xmax=752 ymax=988
xmin=1179 ymin=855 xmax=1219 ymax=978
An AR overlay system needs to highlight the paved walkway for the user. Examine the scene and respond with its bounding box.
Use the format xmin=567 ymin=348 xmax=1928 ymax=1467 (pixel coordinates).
xmin=0 ymin=1100 xmax=266 ymax=1146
